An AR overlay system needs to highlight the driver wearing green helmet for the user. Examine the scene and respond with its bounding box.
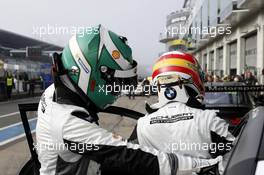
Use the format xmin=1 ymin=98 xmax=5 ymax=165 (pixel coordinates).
xmin=36 ymin=25 xmax=222 ymax=175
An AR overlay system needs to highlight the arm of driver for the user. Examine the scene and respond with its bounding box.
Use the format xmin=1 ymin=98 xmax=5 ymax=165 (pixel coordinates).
xmin=62 ymin=113 xmax=222 ymax=175
xmin=62 ymin=113 xmax=171 ymax=175
xmin=209 ymin=115 xmax=235 ymax=142
xmin=208 ymin=114 xmax=236 ymax=159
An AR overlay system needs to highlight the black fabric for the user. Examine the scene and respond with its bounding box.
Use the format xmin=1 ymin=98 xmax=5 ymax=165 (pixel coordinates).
xmin=128 ymin=125 xmax=138 ymax=142
xmin=167 ymin=153 xmax=178 ymax=175
xmin=6 ymin=86 xmax=12 ymax=99
xmin=63 ymin=139 xmax=160 ymax=175
xmin=54 ymin=85 xmax=96 ymax=112
xmin=186 ymin=97 xmax=205 ymax=110
xmin=184 ymin=85 xmax=198 ymax=98
xmin=209 ymin=131 xmax=233 ymax=158
xmin=145 ymin=102 xmax=159 ymax=114
xmin=55 ymin=155 xmax=90 ymax=175
xmin=71 ymin=111 xmax=97 ymax=124
xmin=146 ymin=97 xmax=204 ymax=115
xmin=198 ymin=164 xmax=220 ymax=175
xmin=54 ymin=85 xmax=99 ymax=123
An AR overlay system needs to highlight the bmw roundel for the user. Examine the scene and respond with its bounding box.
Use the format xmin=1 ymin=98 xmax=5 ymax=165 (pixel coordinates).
xmin=164 ymin=87 xmax=177 ymax=100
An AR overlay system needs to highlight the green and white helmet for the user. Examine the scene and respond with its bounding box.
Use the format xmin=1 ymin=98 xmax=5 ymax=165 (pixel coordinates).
xmin=53 ymin=25 xmax=137 ymax=109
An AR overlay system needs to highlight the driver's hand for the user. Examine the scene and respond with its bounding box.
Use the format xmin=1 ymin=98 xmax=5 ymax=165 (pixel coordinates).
xmin=196 ymin=156 xmax=224 ymax=175
xmin=177 ymin=155 xmax=223 ymax=175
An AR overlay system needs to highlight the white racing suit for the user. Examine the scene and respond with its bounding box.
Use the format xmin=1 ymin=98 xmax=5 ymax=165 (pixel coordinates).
xmin=136 ymin=101 xmax=236 ymax=174
xmin=36 ymin=84 xmax=223 ymax=175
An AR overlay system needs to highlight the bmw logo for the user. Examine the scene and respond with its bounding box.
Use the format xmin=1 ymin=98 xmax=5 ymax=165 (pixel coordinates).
xmin=164 ymin=87 xmax=177 ymax=100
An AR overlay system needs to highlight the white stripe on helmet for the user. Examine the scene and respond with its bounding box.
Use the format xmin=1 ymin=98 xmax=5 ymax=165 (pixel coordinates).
xmin=98 ymin=26 xmax=132 ymax=70
xmin=69 ymin=35 xmax=91 ymax=94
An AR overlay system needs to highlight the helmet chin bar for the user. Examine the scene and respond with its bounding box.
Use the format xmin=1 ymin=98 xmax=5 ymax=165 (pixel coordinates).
xmin=101 ymin=60 xmax=138 ymax=96
xmin=114 ymin=60 xmax=137 ymax=78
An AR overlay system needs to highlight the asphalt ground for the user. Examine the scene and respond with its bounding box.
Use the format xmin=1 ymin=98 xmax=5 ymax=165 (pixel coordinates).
xmin=0 ymin=97 xmax=40 ymax=128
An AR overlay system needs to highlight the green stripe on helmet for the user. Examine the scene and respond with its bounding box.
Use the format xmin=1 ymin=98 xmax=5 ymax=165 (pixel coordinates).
xmin=76 ymin=31 xmax=98 ymax=69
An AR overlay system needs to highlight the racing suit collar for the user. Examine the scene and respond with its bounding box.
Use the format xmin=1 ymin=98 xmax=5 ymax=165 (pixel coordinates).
xmin=186 ymin=97 xmax=205 ymax=110
xmin=145 ymin=97 xmax=204 ymax=114
xmin=54 ymin=85 xmax=99 ymax=123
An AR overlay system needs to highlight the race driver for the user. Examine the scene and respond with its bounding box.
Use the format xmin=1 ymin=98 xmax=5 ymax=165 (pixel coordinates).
xmin=134 ymin=51 xmax=236 ymax=174
xmin=36 ymin=26 xmax=223 ymax=175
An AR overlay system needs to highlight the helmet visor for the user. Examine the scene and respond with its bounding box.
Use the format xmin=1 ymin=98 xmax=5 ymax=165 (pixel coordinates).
xmin=103 ymin=60 xmax=138 ymax=96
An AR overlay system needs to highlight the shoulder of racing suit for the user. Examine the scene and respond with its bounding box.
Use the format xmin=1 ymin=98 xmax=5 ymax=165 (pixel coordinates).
xmin=37 ymin=84 xmax=96 ymax=174
xmin=145 ymin=97 xmax=205 ymax=114
xmin=138 ymin=101 xmax=235 ymax=158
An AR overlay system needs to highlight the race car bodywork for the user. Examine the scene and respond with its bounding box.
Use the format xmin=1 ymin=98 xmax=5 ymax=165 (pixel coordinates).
xmin=204 ymin=82 xmax=260 ymax=128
